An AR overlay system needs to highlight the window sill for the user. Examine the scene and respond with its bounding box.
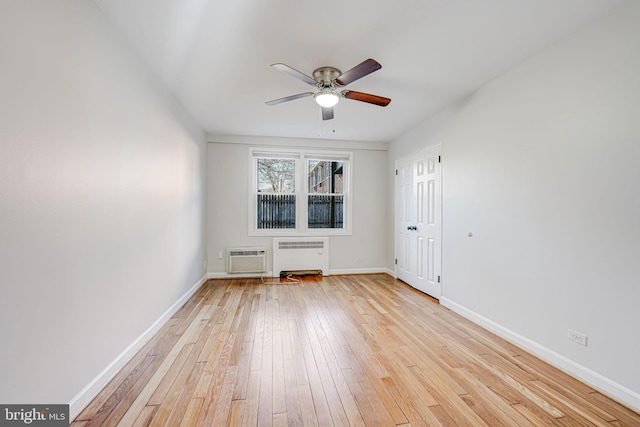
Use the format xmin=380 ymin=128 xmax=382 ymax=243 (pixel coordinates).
xmin=248 ymin=229 xmax=352 ymax=237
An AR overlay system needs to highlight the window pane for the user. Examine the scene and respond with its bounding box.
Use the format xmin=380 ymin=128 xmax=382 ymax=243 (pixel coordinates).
xmin=308 ymin=160 xmax=343 ymax=194
xmin=257 ymin=194 xmax=296 ymax=229
xmin=308 ymin=195 xmax=343 ymax=229
xmin=258 ymin=158 xmax=295 ymax=193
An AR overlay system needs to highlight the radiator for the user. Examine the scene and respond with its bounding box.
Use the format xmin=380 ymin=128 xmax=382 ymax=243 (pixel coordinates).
xmin=272 ymin=237 xmax=329 ymax=277
xmin=227 ymin=247 xmax=267 ymax=273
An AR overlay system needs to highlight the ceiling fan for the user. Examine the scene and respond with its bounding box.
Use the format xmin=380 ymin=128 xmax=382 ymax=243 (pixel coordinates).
xmin=265 ymin=58 xmax=391 ymax=121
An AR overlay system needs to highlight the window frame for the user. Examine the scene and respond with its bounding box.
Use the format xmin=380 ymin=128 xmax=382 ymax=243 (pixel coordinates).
xmin=249 ymin=147 xmax=352 ymax=236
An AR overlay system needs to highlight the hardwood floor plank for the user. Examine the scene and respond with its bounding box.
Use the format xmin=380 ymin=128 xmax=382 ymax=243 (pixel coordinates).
xmin=460 ymin=393 xmax=508 ymax=426
xmin=115 ymin=305 xmax=213 ymax=426
xmin=304 ymin=329 xmax=353 ymax=425
xmin=301 ymin=339 xmax=334 ymax=426
xmin=297 ymin=384 xmax=319 ymax=427
xmin=178 ymin=398 xmax=203 ymax=427
xmin=342 ymin=341 xmax=408 ymax=425
xmin=195 ymin=333 xmax=236 ymax=423
xmin=226 ymin=399 xmax=244 ymax=427
xmin=257 ymin=311 xmax=274 ymax=427
xmin=249 ymin=314 xmax=265 ymax=372
xmin=534 ymin=376 xmax=618 ymax=422
xmin=287 ymin=318 xmax=310 ymax=387
xmin=407 ymin=365 xmax=487 ymax=427
xmin=78 ymin=354 xmax=156 ymax=425
xmin=271 ymin=329 xmax=287 ymax=416
xmin=85 ymin=355 xmax=162 ymax=427
xmin=361 ymin=325 xmax=440 ymax=408
xmin=380 ymin=376 xmax=430 ymax=427
xmin=195 ymin=333 xmax=236 ymax=421
xmin=510 ymin=401 xmax=559 ymax=426
xmin=147 ymin=343 xmax=195 ymax=405
xmin=587 ymin=392 xmax=640 ymax=425
xmin=147 ymin=359 xmax=204 ymax=427
xmin=283 ymin=354 xmax=304 ymax=426
xmin=272 ymin=413 xmax=287 ymax=427
xmin=76 ymin=315 xmax=183 ymax=422
xmin=400 ymin=345 xmax=467 ymax=402
xmin=208 ymin=366 xmax=239 ymax=427
xmin=228 ymin=290 xmax=253 ymax=363
xmin=131 ymin=405 xmax=158 ymax=427
xmin=447 ymin=337 xmax=565 ymax=419
xmin=341 ymin=367 xmax=390 ymax=427
xmin=455 ymin=366 xmax=536 ymax=426
xmin=75 ymin=344 xmax=156 ymax=422
xmin=241 ymin=369 xmax=261 ymax=427
xmin=531 ymin=380 xmax=612 ymax=426
xmin=72 ymin=276 xmax=640 ymax=427
xmin=231 ymin=339 xmax=254 ymax=402
xmin=304 ymin=303 xmax=364 ymax=426
xmin=428 ymin=404 xmax=462 ymax=427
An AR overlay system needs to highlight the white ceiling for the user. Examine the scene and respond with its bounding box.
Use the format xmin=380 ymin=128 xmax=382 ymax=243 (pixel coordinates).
xmin=94 ymin=0 xmax=622 ymax=143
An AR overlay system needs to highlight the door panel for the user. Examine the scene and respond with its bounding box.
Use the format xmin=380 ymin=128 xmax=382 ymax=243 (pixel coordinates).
xmin=396 ymin=160 xmax=413 ymax=281
xmin=395 ymin=145 xmax=441 ymax=298
xmin=427 ymin=237 xmax=435 ymax=283
xmin=416 ymin=236 xmax=424 ymax=278
xmin=428 ymin=179 xmax=435 ymax=224
xmin=417 ymin=181 xmax=424 ymax=223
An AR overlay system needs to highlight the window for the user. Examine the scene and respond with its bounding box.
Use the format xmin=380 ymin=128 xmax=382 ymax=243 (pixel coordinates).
xmin=307 ymin=159 xmax=344 ymax=229
xmin=250 ymin=148 xmax=351 ymax=235
xmin=256 ymin=156 xmax=296 ymax=229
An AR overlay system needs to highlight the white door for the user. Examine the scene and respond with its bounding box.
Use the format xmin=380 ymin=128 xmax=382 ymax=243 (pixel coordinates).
xmin=396 ymin=157 xmax=414 ymax=285
xmin=395 ymin=145 xmax=442 ymax=299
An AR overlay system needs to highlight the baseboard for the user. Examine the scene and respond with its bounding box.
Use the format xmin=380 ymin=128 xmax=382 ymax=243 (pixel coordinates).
xmin=206 ymin=271 xmax=274 ymax=279
xmin=440 ymin=297 xmax=640 ymax=413
xmin=207 ymin=268 xmax=394 ymax=279
xmin=330 ymin=267 xmax=394 ymax=276
xmin=68 ymin=274 xmax=208 ymax=420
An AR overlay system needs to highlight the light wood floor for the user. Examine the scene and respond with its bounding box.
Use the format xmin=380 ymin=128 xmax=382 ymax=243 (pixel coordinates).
xmin=72 ymin=274 xmax=640 ymax=426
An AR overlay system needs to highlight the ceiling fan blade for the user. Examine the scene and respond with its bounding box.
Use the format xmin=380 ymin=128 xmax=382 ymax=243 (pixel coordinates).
xmin=321 ymin=107 xmax=334 ymax=121
xmin=265 ymin=92 xmax=313 ymax=106
xmin=342 ymin=90 xmax=391 ymax=107
xmin=271 ymin=63 xmax=317 ymax=86
xmin=335 ymin=59 xmax=381 ymax=86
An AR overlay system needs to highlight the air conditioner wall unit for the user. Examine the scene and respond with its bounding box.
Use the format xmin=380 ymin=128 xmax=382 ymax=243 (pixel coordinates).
xmin=227 ymin=247 xmax=267 ymax=273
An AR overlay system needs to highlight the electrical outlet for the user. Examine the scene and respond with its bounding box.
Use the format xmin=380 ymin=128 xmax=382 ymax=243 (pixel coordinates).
xmin=218 ymin=251 xmax=223 ymax=259
xmin=203 ymin=259 xmax=207 ymax=270
xmin=568 ymin=329 xmax=588 ymax=346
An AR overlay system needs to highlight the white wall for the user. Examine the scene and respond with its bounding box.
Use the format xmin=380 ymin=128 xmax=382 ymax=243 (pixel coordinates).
xmin=389 ymin=1 xmax=640 ymax=410
xmin=0 ymin=0 xmax=207 ymax=411
xmin=207 ymin=135 xmax=388 ymax=275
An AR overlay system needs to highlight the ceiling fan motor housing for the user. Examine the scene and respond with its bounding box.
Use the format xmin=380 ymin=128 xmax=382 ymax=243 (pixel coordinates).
xmin=313 ymin=66 xmax=342 ymax=87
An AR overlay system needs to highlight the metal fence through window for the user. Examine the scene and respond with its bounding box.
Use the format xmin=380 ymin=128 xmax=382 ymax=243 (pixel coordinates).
xmin=257 ymin=194 xmax=296 ymax=228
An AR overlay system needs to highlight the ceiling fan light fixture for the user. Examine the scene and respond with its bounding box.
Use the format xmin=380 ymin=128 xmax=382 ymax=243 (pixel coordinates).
xmin=314 ymin=89 xmax=340 ymax=108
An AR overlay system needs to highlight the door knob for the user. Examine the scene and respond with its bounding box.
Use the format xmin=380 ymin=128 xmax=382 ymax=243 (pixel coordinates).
xmin=407 ymin=225 xmax=417 ymax=231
